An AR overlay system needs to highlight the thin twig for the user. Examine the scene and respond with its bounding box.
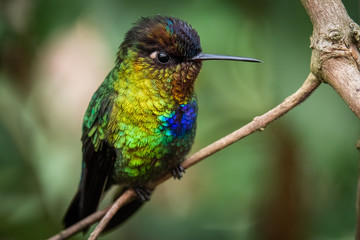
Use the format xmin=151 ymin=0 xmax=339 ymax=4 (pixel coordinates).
xmin=48 ymin=207 xmax=110 ymax=240
xmin=88 ymin=190 xmax=137 ymax=240
xmin=151 ymin=72 xmax=320 ymax=188
xmin=48 ymin=73 xmax=320 ymax=240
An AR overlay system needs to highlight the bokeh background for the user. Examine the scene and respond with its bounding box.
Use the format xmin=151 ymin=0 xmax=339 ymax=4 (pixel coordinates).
xmin=0 ymin=0 xmax=359 ymax=239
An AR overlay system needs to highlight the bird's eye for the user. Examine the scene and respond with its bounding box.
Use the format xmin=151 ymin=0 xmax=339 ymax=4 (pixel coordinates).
xmin=156 ymin=52 xmax=171 ymax=64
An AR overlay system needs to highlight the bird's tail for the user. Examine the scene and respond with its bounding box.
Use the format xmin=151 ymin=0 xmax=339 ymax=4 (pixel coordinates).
xmin=63 ymin=188 xmax=144 ymax=233
xmin=63 ymin=190 xmax=83 ymax=229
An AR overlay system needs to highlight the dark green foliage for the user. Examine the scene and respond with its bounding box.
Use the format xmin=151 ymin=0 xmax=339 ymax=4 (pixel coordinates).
xmin=0 ymin=1 xmax=359 ymax=239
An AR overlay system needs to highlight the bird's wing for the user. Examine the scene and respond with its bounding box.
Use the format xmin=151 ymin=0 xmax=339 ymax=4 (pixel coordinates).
xmin=64 ymin=78 xmax=117 ymax=228
xmin=64 ymin=70 xmax=146 ymax=231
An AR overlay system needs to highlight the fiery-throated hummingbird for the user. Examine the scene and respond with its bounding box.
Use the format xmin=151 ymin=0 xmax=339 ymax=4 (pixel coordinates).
xmin=63 ymin=15 xmax=261 ymax=232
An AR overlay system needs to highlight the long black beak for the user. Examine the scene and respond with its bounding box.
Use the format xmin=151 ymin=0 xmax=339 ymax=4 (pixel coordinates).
xmin=191 ymin=53 xmax=262 ymax=63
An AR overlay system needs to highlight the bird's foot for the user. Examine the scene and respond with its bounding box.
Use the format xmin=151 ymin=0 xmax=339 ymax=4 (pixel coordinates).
xmin=171 ymin=165 xmax=185 ymax=180
xmin=134 ymin=187 xmax=152 ymax=202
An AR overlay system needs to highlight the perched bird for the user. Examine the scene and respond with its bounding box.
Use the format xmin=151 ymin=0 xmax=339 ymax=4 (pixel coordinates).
xmin=63 ymin=15 xmax=260 ymax=232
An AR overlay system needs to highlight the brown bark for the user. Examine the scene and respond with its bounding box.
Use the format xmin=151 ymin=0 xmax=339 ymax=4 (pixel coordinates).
xmin=302 ymin=0 xmax=360 ymax=117
xmin=301 ymin=0 xmax=360 ymax=238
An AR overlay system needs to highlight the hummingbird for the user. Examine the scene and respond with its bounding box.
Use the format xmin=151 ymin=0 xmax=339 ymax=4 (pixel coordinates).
xmin=63 ymin=15 xmax=261 ymax=232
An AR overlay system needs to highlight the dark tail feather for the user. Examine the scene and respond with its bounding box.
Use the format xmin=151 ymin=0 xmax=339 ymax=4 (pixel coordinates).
xmin=63 ymin=190 xmax=82 ymax=228
xmin=63 ymin=188 xmax=102 ymax=233
xmin=63 ymin=139 xmax=115 ymax=232
xmin=103 ymin=198 xmax=144 ymax=233
xmin=63 ymin=188 xmax=144 ymax=234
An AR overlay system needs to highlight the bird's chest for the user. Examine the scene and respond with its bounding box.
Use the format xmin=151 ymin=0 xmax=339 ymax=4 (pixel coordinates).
xmin=110 ymin=97 xmax=197 ymax=185
xmin=157 ymin=100 xmax=197 ymax=139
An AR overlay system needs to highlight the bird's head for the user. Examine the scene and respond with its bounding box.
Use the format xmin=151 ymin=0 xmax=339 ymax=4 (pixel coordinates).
xmin=118 ymin=16 xmax=202 ymax=65
xmin=116 ymin=16 xmax=260 ymax=103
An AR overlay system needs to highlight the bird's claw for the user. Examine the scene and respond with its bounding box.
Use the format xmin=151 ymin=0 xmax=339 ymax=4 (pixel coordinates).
xmin=172 ymin=165 xmax=185 ymax=180
xmin=134 ymin=187 xmax=152 ymax=202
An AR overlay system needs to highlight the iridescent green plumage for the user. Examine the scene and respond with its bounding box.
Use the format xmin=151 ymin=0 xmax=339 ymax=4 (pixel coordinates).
xmin=85 ymin=46 xmax=201 ymax=184
xmin=63 ymin=15 xmax=261 ymax=233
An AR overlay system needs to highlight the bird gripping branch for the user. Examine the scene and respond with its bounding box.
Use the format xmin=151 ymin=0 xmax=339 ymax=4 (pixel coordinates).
xmin=63 ymin=15 xmax=261 ymax=233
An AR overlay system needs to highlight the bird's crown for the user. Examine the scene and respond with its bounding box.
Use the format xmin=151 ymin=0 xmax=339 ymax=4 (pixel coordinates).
xmin=117 ymin=15 xmax=202 ymax=64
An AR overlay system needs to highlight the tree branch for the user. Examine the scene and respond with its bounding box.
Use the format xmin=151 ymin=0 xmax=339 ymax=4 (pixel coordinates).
xmin=300 ymin=1 xmax=360 ymax=239
xmin=356 ymin=138 xmax=360 ymax=239
xmin=48 ymin=73 xmax=320 ymax=240
xmin=301 ymin=0 xmax=360 ymax=117
xmin=88 ymin=190 xmax=137 ymax=240
xmin=48 ymin=208 xmax=110 ymax=240
xmin=322 ymin=57 xmax=360 ymax=116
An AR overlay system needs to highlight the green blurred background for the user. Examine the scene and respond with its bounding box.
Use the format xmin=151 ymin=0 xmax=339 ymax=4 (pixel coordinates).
xmin=0 ymin=0 xmax=359 ymax=239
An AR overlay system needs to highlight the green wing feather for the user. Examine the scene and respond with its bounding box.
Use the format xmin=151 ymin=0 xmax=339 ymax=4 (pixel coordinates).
xmin=63 ymin=70 xmax=117 ymax=228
